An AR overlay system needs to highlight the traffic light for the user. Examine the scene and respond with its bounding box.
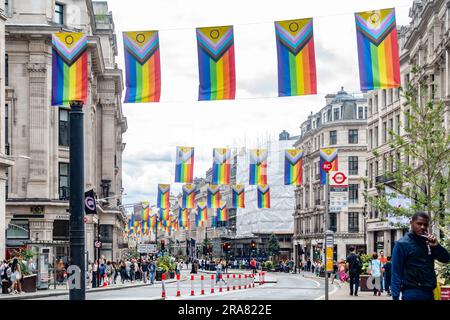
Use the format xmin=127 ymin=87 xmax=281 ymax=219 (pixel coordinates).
xmin=251 ymin=241 xmax=256 ymax=249
xmin=223 ymin=242 xmax=231 ymax=252
xmin=161 ymin=240 xmax=165 ymax=251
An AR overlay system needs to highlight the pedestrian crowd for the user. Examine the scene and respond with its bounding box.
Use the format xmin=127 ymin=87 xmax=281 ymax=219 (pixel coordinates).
xmin=0 ymin=257 xmax=36 ymax=295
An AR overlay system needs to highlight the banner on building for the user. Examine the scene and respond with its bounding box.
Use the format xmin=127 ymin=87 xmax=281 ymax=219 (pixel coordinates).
xmin=217 ymin=200 xmax=228 ymax=221
xmin=84 ymin=189 xmax=97 ymax=215
xmin=181 ymin=184 xmax=196 ymax=208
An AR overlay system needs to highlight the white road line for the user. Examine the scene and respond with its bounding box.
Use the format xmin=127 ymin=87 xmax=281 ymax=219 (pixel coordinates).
xmin=314 ymin=285 xmax=339 ymax=300
xmin=301 ymin=277 xmax=321 ymax=288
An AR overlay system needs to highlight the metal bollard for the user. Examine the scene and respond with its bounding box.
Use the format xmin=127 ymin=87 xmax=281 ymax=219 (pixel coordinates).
xmin=190 ymin=275 xmax=195 ymax=296
xmin=201 ymin=275 xmax=205 ymax=295
xmin=211 ymin=275 xmax=215 ymax=293
xmin=161 ymin=273 xmax=166 ymax=299
xmin=176 ymin=274 xmax=181 ymax=297
xmin=232 ymin=274 xmax=236 ymax=290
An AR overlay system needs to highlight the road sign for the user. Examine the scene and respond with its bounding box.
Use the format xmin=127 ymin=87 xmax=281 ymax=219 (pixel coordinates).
xmin=137 ymin=243 xmax=157 ymax=253
xmin=94 ymin=241 xmax=102 ymax=248
xmin=329 ymin=170 xmax=348 ymax=212
xmin=322 ymin=161 xmax=332 ymax=172
xmin=330 ymin=171 xmax=348 ymax=186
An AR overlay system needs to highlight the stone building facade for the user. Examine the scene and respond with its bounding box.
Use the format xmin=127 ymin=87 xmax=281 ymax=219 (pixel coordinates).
xmin=366 ymin=0 xmax=450 ymax=256
xmin=3 ymin=0 xmax=127 ymax=263
xmin=293 ymin=89 xmax=368 ymax=265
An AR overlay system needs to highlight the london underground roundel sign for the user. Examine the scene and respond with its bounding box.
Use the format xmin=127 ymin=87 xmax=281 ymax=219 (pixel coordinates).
xmin=322 ymin=161 xmax=332 ymax=172
xmin=331 ymin=172 xmax=347 ymax=185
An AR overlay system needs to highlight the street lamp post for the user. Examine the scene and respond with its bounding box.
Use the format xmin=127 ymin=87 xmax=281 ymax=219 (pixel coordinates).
xmin=68 ymin=100 xmax=85 ymax=300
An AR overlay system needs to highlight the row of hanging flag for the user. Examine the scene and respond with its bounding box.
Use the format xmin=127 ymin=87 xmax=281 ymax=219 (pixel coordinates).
xmin=50 ymin=8 xmax=400 ymax=106
xmin=173 ymin=146 xmax=338 ymax=185
xmin=125 ymin=202 xmax=229 ymax=237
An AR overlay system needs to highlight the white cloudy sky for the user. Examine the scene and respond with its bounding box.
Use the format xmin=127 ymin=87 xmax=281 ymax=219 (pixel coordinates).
xmin=105 ymin=0 xmax=414 ymax=208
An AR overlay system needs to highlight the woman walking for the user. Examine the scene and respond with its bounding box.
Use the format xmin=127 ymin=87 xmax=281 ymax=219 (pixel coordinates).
xmin=10 ymin=258 xmax=22 ymax=294
xmin=368 ymin=253 xmax=383 ymax=296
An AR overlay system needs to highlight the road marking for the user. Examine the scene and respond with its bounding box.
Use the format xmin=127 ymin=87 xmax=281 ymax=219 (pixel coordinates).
xmin=314 ymin=285 xmax=339 ymax=300
xmin=301 ymin=277 xmax=321 ymax=288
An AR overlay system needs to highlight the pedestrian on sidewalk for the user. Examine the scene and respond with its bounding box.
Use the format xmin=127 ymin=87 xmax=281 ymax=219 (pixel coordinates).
xmin=346 ymin=246 xmax=362 ymax=296
xmin=391 ymin=212 xmax=450 ymax=300
xmin=10 ymin=258 xmax=22 ymax=294
xmin=368 ymin=253 xmax=383 ymax=296
xmin=382 ymin=256 xmax=392 ymax=296
xmin=149 ymin=260 xmax=156 ymax=284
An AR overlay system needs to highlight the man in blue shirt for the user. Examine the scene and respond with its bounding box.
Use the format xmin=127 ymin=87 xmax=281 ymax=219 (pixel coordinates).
xmin=391 ymin=212 xmax=450 ymax=300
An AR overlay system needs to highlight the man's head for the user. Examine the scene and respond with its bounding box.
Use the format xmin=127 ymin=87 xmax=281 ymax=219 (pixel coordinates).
xmin=349 ymin=246 xmax=356 ymax=253
xmin=410 ymin=211 xmax=430 ymax=236
xmin=379 ymin=251 xmax=384 ymax=257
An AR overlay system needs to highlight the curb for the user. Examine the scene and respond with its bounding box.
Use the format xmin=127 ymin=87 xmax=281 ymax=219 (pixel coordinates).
xmin=0 ymin=276 xmax=187 ymax=300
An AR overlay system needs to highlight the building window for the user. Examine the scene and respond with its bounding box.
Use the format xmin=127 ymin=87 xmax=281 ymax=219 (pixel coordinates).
xmin=374 ymin=94 xmax=378 ymax=113
xmin=329 ymin=130 xmax=337 ymax=145
xmin=382 ymin=121 xmax=387 ymax=144
xmin=368 ymin=98 xmax=372 ymax=116
xmin=349 ymin=129 xmax=358 ymax=144
xmin=374 ymin=126 xmax=378 ymax=147
xmin=59 ymin=108 xmax=69 ymax=147
xmin=358 ymin=106 xmax=364 ymax=119
xmin=4 ymin=0 xmax=9 ymax=16
xmin=333 ymin=108 xmax=340 ymax=121
xmin=329 ymin=212 xmax=337 ymax=232
xmin=5 ymin=104 xmax=9 ymax=155
xmin=382 ymin=90 xmax=386 ymax=108
xmin=59 ymin=163 xmax=69 ymax=200
xmin=389 ymin=88 xmax=393 ymax=105
xmin=99 ymin=225 xmax=114 ymax=243
xmin=5 ymin=54 xmax=8 ymax=86
xmin=349 ymin=184 xmax=359 ymax=204
xmin=369 ymin=129 xmax=373 ymax=149
xmin=6 ymin=220 xmax=30 ymax=239
xmin=389 ymin=118 xmax=394 ymax=141
xmin=54 ymin=3 xmax=64 ymax=25
xmin=322 ymin=112 xmax=327 ymax=123
xmin=349 ymin=156 xmax=358 ymax=175
xmin=348 ymin=213 xmax=359 ymax=233
xmin=396 ymin=115 xmax=400 ymax=135
xmin=53 ymin=220 xmax=69 ymax=240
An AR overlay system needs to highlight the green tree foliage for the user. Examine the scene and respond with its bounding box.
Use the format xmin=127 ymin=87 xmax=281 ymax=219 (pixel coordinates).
xmin=367 ymin=66 xmax=450 ymax=233
xmin=268 ymin=234 xmax=280 ymax=259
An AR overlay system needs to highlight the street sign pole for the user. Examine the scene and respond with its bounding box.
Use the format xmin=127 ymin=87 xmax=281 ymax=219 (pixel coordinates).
xmin=69 ymin=101 xmax=85 ymax=300
xmin=324 ymin=170 xmax=329 ymax=301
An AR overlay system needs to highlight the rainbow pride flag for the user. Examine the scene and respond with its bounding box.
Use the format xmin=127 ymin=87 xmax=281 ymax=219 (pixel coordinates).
xmin=275 ymin=18 xmax=317 ymax=97
xmin=196 ymin=25 xmax=236 ymax=100
xmin=217 ymin=201 xmax=228 ymax=221
xmin=150 ymin=214 xmax=157 ymax=230
xmin=141 ymin=201 xmax=150 ymax=221
xmin=179 ymin=208 xmax=190 ymax=230
xmin=51 ymin=32 xmax=88 ymax=106
xmin=197 ymin=201 xmax=208 ymax=222
xmin=207 ymin=185 xmax=221 ymax=208
xmin=159 ymin=208 xmax=170 ymax=222
xmin=284 ymin=149 xmax=304 ymax=185
xmin=157 ymin=184 xmax=170 ymax=208
xmin=320 ymin=148 xmax=338 ymax=185
xmin=123 ymin=31 xmax=161 ymax=103
xmin=195 ymin=212 xmax=204 ymax=228
xmin=249 ymin=149 xmax=268 ymax=185
xmin=355 ymin=8 xmax=400 ymax=91
xmin=257 ymin=184 xmax=271 ymax=209
xmin=175 ymin=147 xmax=194 ymax=183
xmin=181 ymin=184 xmax=196 ymax=208
xmin=212 ymin=148 xmax=231 ymax=185
xmin=231 ymin=184 xmax=245 ymax=208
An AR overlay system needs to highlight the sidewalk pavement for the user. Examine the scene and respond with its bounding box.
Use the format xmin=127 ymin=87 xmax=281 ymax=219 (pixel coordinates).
xmin=0 ymin=274 xmax=187 ymax=300
xmin=301 ymin=272 xmax=391 ymax=300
